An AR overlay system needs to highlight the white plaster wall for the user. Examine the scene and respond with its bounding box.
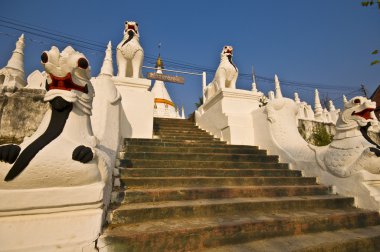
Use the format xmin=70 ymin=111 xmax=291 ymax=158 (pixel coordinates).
xmin=196 ymin=88 xmax=261 ymax=145
xmin=113 ymin=77 xmax=154 ymax=139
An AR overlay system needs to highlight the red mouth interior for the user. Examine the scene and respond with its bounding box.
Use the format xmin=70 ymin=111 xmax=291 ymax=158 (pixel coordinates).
xmin=48 ymin=73 xmax=87 ymax=93
xmin=127 ymin=24 xmax=136 ymax=32
xmin=352 ymin=108 xmax=374 ymax=120
xmin=225 ymin=49 xmax=232 ymax=54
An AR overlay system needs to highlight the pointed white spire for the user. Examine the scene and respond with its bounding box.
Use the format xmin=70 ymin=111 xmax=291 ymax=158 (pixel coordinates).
xmin=251 ymin=65 xmax=258 ymax=92
xmin=99 ymin=41 xmax=113 ymax=77
xmin=343 ymin=95 xmax=348 ymax=103
xmin=274 ymin=74 xmax=282 ymax=99
xmin=328 ymin=100 xmax=336 ymax=112
xmin=294 ymin=92 xmax=300 ymax=103
xmin=314 ymin=89 xmax=323 ymax=117
xmin=181 ymin=105 xmax=185 ymax=119
xmin=0 ymin=34 xmax=26 ymax=88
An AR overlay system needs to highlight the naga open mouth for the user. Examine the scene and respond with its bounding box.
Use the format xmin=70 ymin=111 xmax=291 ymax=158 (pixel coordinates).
xmin=47 ymin=73 xmax=88 ymax=94
xmin=352 ymin=108 xmax=375 ymax=120
xmin=225 ymin=49 xmax=233 ymax=54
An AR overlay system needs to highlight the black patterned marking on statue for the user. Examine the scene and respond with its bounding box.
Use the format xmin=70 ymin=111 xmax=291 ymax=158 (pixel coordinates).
xmin=4 ymin=97 xmax=72 ymax=181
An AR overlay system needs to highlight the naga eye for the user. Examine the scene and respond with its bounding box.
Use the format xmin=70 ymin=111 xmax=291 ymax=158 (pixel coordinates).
xmin=78 ymin=58 xmax=89 ymax=69
xmin=136 ymin=22 xmax=139 ymax=26
xmin=224 ymin=46 xmax=227 ymax=49
xmin=354 ymin=98 xmax=361 ymax=104
xmin=41 ymin=52 xmax=48 ymax=63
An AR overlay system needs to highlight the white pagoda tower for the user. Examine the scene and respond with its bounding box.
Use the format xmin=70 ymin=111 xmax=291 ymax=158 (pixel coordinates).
xmin=150 ymin=55 xmax=184 ymax=119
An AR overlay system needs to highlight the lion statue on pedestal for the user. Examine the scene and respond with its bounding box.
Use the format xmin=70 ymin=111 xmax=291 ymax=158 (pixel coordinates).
xmin=116 ymin=21 xmax=144 ymax=78
xmin=205 ymin=45 xmax=238 ymax=101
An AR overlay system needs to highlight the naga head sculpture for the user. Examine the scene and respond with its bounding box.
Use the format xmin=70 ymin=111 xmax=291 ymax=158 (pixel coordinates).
xmin=41 ymin=46 xmax=94 ymax=115
xmin=341 ymin=96 xmax=377 ymax=128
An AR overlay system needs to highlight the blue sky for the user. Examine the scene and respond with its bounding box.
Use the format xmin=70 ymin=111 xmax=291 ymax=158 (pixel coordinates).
xmin=0 ymin=0 xmax=379 ymax=114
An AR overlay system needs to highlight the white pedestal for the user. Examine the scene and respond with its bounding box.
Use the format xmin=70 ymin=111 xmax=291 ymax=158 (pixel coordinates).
xmin=0 ymin=182 xmax=105 ymax=252
xmin=196 ymin=88 xmax=261 ymax=145
xmin=113 ymin=76 xmax=154 ymax=139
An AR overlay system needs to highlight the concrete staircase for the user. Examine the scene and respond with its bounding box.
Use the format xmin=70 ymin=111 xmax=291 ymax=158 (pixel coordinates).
xmin=100 ymin=118 xmax=380 ymax=251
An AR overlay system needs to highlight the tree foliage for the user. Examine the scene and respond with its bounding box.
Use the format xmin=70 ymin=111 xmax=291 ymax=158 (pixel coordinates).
xmin=362 ymin=1 xmax=379 ymax=65
xmin=195 ymin=97 xmax=203 ymax=108
xmin=311 ymin=125 xmax=333 ymax=146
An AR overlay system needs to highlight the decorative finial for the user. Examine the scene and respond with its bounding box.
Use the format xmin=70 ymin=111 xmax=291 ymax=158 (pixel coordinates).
xmin=314 ymin=89 xmax=323 ymax=117
xmin=251 ymin=65 xmax=258 ymax=92
xmin=99 ymin=41 xmax=114 ymax=77
xmin=181 ymin=105 xmax=185 ymax=119
xmin=294 ymin=92 xmax=300 ymax=103
xmin=268 ymin=91 xmax=275 ymax=100
xmin=343 ymin=95 xmax=348 ymax=103
xmin=155 ymin=54 xmax=164 ymax=69
xmin=328 ymin=100 xmax=336 ymax=112
xmin=274 ymin=74 xmax=282 ymax=99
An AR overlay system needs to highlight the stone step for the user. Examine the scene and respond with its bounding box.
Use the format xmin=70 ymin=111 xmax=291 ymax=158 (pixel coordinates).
xmin=122 ymin=168 xmax=301 ymax=177
xmin=121 ymin=176 xmax=317 ymax=188
xmin=153 ymin=133 xmax=214 ymax=139
xmin=204 ymin=225 xmax=380 ymax=252
xmin=123 ymin=139 xmax=258 ymax=148
xmin=115 ymin=185 xmax=332 ymax=204
xmin=122 ymin=152 xmax=279 ymax=162
xmin=119 ymin=159 xmax=288 ymax=169
xmin=100 ymin=209 xmax=380 ymax=251
xmin=109 ymin=195 xmax=353 ymax=225
xmin=123 ymin=145 xmax=261 ymax=154
xmin=154 ymin=118 xmax=194 ymax=124
xmin=155 ymin=135 xmax=217 ymax=141
xmin=154 ymin=122 xmax=200 ymax=128
xmin=125 ymin=138 xmax=226 ymax=144
xmin=153 ymin=128 xmax=210 ymax=135
xmin=154 ymin=133 xmax=214 ymax=140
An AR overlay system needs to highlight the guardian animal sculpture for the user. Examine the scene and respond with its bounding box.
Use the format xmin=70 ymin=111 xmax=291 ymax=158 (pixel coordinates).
xmin=311 ymin=96 xmax=380 ymax=177
xmin=205 ymin=46 xmax=238 ymax=100
xmin=262 ymin=95 xmax=380 ymax=178
xmin=0 ymin=46 xmax=106 ymax=188
xmin=116 ymin=21 xmax=144 ymax=78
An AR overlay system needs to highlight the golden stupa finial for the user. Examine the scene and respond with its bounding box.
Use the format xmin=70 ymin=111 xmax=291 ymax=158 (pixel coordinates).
xmin=155 ymin=42 xmax=164 ymax=69
xmin=155 ymin=53 xmax=164 ymax=69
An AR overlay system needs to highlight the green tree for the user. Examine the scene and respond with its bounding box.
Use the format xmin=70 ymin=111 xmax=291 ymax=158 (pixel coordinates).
xmin=362 ymin=1 xmax=380 ymax=65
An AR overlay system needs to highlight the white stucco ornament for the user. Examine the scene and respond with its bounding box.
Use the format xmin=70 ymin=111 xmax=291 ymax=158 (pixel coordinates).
xmin=0 ymin=46 xmax=104 ymax=188
xmin=205 ymin=45 xmax=238 ymax=100
xmin=116 ymin=20 xmax=144 ymax=78
xmin=311 ymin=96 xmax=380 ymax=177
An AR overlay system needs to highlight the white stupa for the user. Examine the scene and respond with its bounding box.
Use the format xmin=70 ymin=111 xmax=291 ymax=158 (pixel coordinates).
xmin=0 ymin=34 xmax=27 ymax=89
xmin=150 ymin=55 xmax=184 ymax=119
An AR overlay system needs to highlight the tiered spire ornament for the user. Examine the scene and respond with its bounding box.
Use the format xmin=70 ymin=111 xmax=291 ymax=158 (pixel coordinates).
xmin=314 ymin=89 xmax=323 ymax=117
xmin=7 ymin=34 xmax=25 ymax=74
xmin=274 ymin=74 xmax=283 ymax=99
xmin=0 ymin=34 xmax=26 ymax=88
xmin=329 ymin=100 xmax=336 ymax=112
xmin=99 ymin=41 xmax=114 ymax=77
xmin=294 ymin=92 xmax=301 ymax=103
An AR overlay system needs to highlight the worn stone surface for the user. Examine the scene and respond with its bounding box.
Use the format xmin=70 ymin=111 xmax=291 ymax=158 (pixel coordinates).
xmin=0 ymin=87 xmax=48 ymax=144
xmin=99 ymin=118 xmax=380 ymax=252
